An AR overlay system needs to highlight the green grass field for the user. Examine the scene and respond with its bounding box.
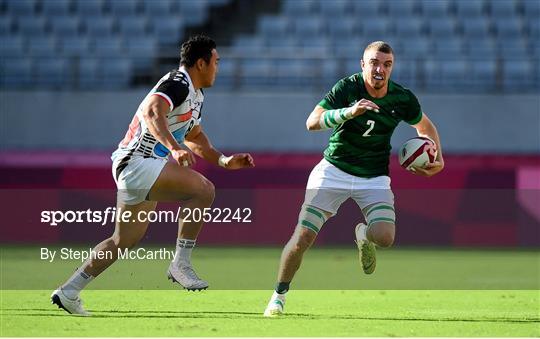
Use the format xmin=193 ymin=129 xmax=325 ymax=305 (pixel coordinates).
xmin=1 ymin=246 xmax=539 ymax=336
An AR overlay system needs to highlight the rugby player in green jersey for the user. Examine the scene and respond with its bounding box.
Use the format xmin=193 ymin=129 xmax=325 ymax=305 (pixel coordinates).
xmin=264 ymin=41 xmax=444 ymax=316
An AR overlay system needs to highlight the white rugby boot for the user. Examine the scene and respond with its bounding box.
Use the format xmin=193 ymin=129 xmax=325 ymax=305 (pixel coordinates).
xmin=167 ymin=264 xmax=209 ymax=291
xmin=355 ymin=223 xmax=377 ymax=274
xmin=51 ymin=288 xmax=90 ymax=316
xmin=263 ymin=291 xmax=286 ymax=317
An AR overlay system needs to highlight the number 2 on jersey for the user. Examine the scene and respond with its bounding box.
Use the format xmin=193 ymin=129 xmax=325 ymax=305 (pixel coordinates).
xmin=362 ymin=120 xmax=375 ymax=137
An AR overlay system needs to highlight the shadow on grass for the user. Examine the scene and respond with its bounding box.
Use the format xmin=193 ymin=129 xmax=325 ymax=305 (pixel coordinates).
xmin=3 ymin=308 xmax=539 ymax=323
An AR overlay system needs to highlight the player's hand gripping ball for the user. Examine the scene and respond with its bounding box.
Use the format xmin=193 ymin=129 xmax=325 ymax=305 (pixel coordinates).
xmin=398 ymin=137 xmax=437 ymax=171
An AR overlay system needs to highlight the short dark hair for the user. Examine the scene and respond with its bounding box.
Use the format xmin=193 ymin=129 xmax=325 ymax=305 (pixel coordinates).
xmin=180 ymin=34 xmax=217 ymax=67
xmin=364 ymin=41 xmax=394 ymax=55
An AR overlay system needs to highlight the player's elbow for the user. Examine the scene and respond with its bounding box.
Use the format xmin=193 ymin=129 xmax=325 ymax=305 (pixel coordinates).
xmin=306 ymin=118 xmax=319 ymax=131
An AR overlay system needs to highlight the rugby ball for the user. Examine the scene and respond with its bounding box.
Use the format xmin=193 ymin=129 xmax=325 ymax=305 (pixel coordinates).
xmin=398 ymin=137 xmax=437 ymax=170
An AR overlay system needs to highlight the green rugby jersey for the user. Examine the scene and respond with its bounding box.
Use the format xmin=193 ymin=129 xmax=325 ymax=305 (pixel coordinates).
xmin=318 ymin=72 xmax=422 ymax=178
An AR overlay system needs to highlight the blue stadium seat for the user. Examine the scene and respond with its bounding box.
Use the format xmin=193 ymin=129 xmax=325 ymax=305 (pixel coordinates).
xmin=319 ymin=0 xmax=349 ymax=16
xmin=350 ymin=0 xmax=380 ymax=16
xmin=141 ymin=0 xmax=174 ymax=15
xmin=487 ymin=0 xmax=517 ymax=18
xmin=523 ymin=0 xmax=540 ymax=20
xmin=213 ymin=58 xmax=236 ymax=88
xmin=454 ymin=0 xmax=485 ymax=17
xmin=460 ymin=18 xmax=492 ymax=40
xmin=400 ymin=39 xmax=431 ymax=58
xmin=36 ymin=59 xmax=67 ymax=88
xmin=231 ymin=35 xmax=266 ymax=55
xmin=100 ymin=59 xmax=132 ymax=88
xmin=118 ymin=17 xmax=148 ymax=37
xmin=266 ymin=37 xmax=297 ymax=55
xmin=345 ymin=57 xmax=361 ymax=76
xmin=5 ymin=0 xmax=36 ymax=14
xmin=108 ymin=0 xmax=140 ymax=16
xmin=469 ymin=59 xmax=497 ymax=91
xmin=240 ymin=59 xmax=274 ymax=87
xmin=420 ymin=0 xmax=451 ymax=17
xmin=502 ymin=60 xmax=534 ymax=90
xmin=60 ymin=36 xmax=90 ymax=57
xmin=424 ymin=59 xmax=468 ymax=89
xmin=333 ymin=38 xmax=369 ymax=58
xmin=17 ymin=16 xmax=48 ymax=36
xmin=42 ymin=0 xmax=72 ymax=16
xmin=258 ymin=16 xmax=290 ymax=38
xmin=493 ymin=17 xmax=523 ymax=39
xmin=27 ymin=36 xmax=58 ymax=57
xmin=75 ymin=0 xmax=104 ymax=15
xmin=282 ymin=0 xmax=317 ymax=17
xmin=77 ymin=58 xmax=100 ymax=88
xmin=320 ymin=59 xmax=340 ymax=87
xmin=293 ymin=16 xmax=325 ymax=38
xmin=0 ymin=36 xmax=25 ymax=56
xmin=301 ymin=37 xmax=330 ymax=55
xmin=0 ymin=16 xmax=12 ymax=36
xmin=84 ymin=16 xmax=115 ymax=37
xmin=276 ymin=59 xmax=314 ymax=87
xmin=426 ymin=17 xmax=456 ymax=39
xmin=393 ymin=18 xmax=424 ymax=38
xmin=176 ymin=1 xmax=207 ymax=25
xmin=326 ymin=17 xmax=359 ymax=39
xmin=432 ymin=37 xmax=464 ymax=58
xmin=528 ymin=20 xmax=540 ymax=41
xmin=150 ymin=16 xmax=184 ymax=45
xmin=360 ymin=18 xmax=391 ymax=38
xmin=390 ymin=59 xmax=418 ymax=88
xmin=387 ymin=0 xmax=417 ymax=17
xmin=125 ymin=37 xmax=157 ymax=71
xmin=51 ymin=17 xmax=80 ymax=37
xmin=496 ymin=38 xmax=528 ymax=59
xmin=1 ymin=58 xmax=32 ymax=87
xmin=92 ymin=36 xmax=124 ymax=56
xmin=463 ymin=38 xmax=496 ymax=57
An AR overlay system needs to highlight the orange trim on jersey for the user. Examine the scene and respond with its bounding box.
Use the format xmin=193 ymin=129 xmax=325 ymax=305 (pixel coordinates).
xmin=152 ymin=92 xmax=173 ymax=111
xmin=176 ymin=110 xmax=193 ymax=122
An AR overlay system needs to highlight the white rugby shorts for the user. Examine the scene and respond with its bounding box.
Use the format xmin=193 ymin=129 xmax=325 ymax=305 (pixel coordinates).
xmin=112 ymin=155 xmax=167 ymax=205
xmin=304 ymin=158 xmax=394 ymax=215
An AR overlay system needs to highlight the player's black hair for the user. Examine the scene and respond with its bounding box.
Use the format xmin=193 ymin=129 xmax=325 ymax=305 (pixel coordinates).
xmin=364 ymin=41 xmax=394 ymax=55
xmin=180 ymin=34 xmax=217 ymax=68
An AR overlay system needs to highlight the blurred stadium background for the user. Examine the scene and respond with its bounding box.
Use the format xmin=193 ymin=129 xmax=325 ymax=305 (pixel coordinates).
xmin=1 ymin=0 xmax=539 ymax=248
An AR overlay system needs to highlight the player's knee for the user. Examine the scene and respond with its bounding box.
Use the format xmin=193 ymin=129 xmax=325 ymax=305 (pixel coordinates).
xmin=291 ymin=231 xmax=316 ymax=252
xmin=197 ymin=179 xmax=215 ymax=206
xmin=110 ymin=234 xmax=140 ymax=251
xmin=370 ymin=222 xmax=395 ymax=248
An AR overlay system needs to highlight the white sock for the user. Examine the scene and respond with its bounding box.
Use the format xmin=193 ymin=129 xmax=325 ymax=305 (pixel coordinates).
xmin=272 ymin=291 xmax=286 ymax=300
xmin=357 ymin=224 xmax=368 ymax=241
xmin=61 ymin=268 xmax=94 ymax=300
xmin=172 ymin=238 xmax=195 ymax=267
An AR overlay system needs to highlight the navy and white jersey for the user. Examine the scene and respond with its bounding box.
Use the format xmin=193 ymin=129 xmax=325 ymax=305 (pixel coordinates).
xmin=113 ymin=66 xmax=204 ymax=160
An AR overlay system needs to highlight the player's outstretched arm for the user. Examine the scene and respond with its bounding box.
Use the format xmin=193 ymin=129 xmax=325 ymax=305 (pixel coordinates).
xmin=306 ymin=100 xmax=381 ymax=131
xmin=411 ymin=112 xmax=444 ymax=177
xmin=143 ymin=95 xmax=196 ymax=166
xmin=184 ymin=125 xmax=254 ymax=170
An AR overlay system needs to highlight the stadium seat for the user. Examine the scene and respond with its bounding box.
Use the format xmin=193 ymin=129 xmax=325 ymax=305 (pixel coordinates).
xmin=0 ymin=36 xmax=25 ymax=56
xmin=493 ymin=17 xmax=523 ymax=39
xmin=60 ymin=36 xmax=90 ymax=57
xmin=282 ymin=0 xmax=317 ymax=17
xmin=240 ymin=59 xmax=274 ymax=87
xmin=231 ymin=35 xmax=266 ymax=56
xmin=432 ymin=37 xmax=464 ymax=59
xmin=345 ymin=57 xmax=361 ymax=76
xmin=360 ymin=18 xmax=391 ymax=39
xmin=266 ymin=37 xmax=297 ymax=55
xmin=326 ymin=17 xmax=359 ymax=39
xmin=426 ymin=17 xmax=456 ymax=39
xmin=393 ymin=18 xmax=424 ymax=39
xmin=150 ymin=16 xmax=184 ymax=45
xmin=420 ymin=0 xmax=451 ymax=18
xmin=387 ymin=0 xmax=417 ymax=17
xmin=350 ymin=0 xmax=380 ymax=16
xmin=108 ymin=0 xmax=140 ymax=16
xmin=213 ymin=58 xmax=236 ymax=88
xmin=276 ymin=59 xmax=315 ymax=87
xmin=300 ymin=37 xmax=330 ymax=55
xmin=118 ymin=17 xmax=149 ymax=37
xmin=0 ymin=58 xmax=32 ymax=87
xmin=390 ymin=59 xmax=418 ymax=88
xmin=333 ymin=38 xmax=370 ymax=58
xmin=502 ymin=60 xmax=534 ymax=90
xmin=16 ymin=16 xmax=48 ymax=36
xmin=293 ymin=16 xmax=325 ymax=38
xmin=460 ymin=19 xmax=492 ymax=40
xmin=75 ymin=0 xmax=104 ymax=15
xmin=27 ymin=36 xmax=58 ymax=57
xmin=5 ymin=0 xmax=35 ymax=14
xmin=100 ymin=59 xmax=132 ymax=88
xmin=463 ymin=38 xmax=496 ymax=57
xmin=486 ymin=0 xmax=517 ymax=18
xmin=51 ymin=17 xmax=80 ymax=37
xmin=176 ymin=1 xmax=207 ymax=25
xmin=125 ymin=37 xmax=157 ymax=71
xmin=42 ymin=0 xmax=72 ymax=16
xmin=258 ymin=16 xmax=290 ymax=39
xmin=0 ymin=16 xmax=13 ymax=36
xmin=141 ymin=0 xmax=174 ymax=16
xmin=528 ymin=20 xmax=540 ymax=41
xmin=84 ymin=17 xmax=115 ymax=37
xmin=522 ymin=0 xmax=540 ymax=21
xmin=469 ymin=59 xmax=497 ymax=91
xmin=319 ymin=0 xmax=349 ymax=16
xmin=77 ymin=58 xmax=100 ymax=88
xmin=92 ymin=36 xmax=124 ymax=56
xmin=496 ymin=38 xmax=528 ymax=59
xmin=399 ymin=39 xmax=431 ymax=58
xmin=36 ymin=59 xmax=67 ymax=88
xmin=454 ymin=0 xmax=485 ymax=18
